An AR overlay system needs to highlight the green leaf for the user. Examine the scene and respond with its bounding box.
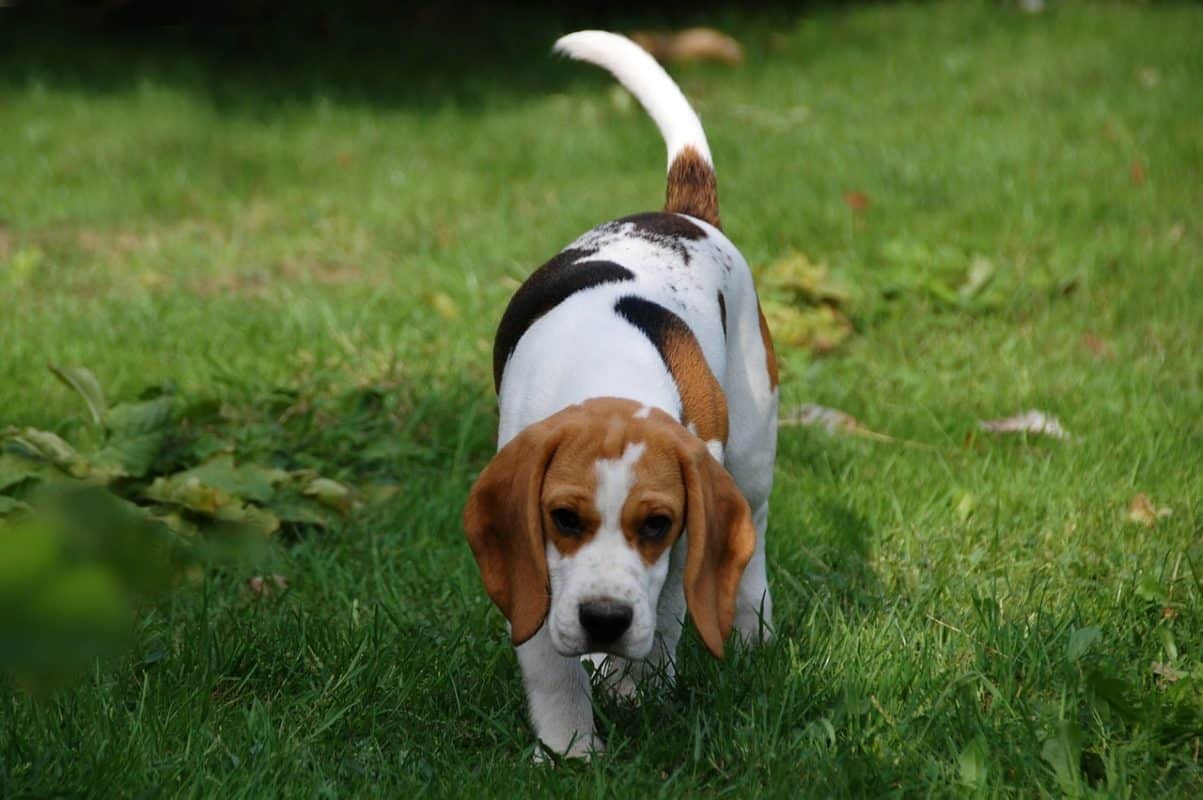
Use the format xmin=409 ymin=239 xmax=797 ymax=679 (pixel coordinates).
xmin=302 ymin=477 xmax=355 ymax=513
xmin=48 ymin=365 xmax=107 ymax=426
xmin=1086 ymin=668 xmax=1143 ymax=722
xmin=1067 ymin=626 xmax=1101 ymax=662
xmin=1040 ymin=720 xmax=1082 ymax=796
xmin=170 ymin=455 xmax=285 ymax=505
xmin=2 ymin=428 xmax=90 ymax=478
xmin=143 ymin=474 xmax=232 ymax=515
xmin=958 ymin=735 xmax=989 ymax=791
xmin=93 ymin=396 xmax=174 ymax=478
xmin=267 ymin=488 xmax=340 ymax=528
xmin=234 ymin=506 xmax=280 ymax=537
xmin=0 ymin=452 xmax=64 ymax=494
xmin=0 ymin=496 xmax=30 ymax=516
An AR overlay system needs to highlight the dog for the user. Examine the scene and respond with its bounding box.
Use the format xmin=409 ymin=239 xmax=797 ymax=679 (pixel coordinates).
xmin=463 ymin=30 xmax=778 ymax=759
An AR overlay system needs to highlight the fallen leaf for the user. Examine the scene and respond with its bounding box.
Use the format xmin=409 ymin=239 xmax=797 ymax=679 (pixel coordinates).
xmin=144 ymin=474 xmax=230 ymax=515
xmin=1127 ymin=493 xmax=1172 ymax=528
xmin=170 ymin=455 xmax=286 ymax=505
xmin=954 ymin=491 xmax=975 ymax=523
xmin=427 ymin=291 xmax=460 ymax=320
xmin=247 ymin=573 xmax=289 ymax=598
xmin=1151 ymin=661 xmax=1182 ymax=683
xmin=760 ymin=251 xmax=850 ymax=306
xmin=302 ymin=476 xmax=355 ymax=514
xmin=958 ymin=256 xmax=994 ymax=302
xmin=1081 ymin=333 xmax=1114 ymax=359
xmin=842 ymin=190 xmax=871 ymax=213
xmin=629 ymin=28 xmax=743 ymax=66
xmin=779 ymin=405 xmax=902 ymax=445
xmin=3 ymin=428 xmax=91 ymax=478
xmin=758 ymin=252 xmax=855 ymax=353
xmin=1129 ymin=159 xmax=1146 ymax=185
xmin=979 ymin=410 xmax=1069 ymax=439
xmin=761 ymin=300 xmax=853 ymax=354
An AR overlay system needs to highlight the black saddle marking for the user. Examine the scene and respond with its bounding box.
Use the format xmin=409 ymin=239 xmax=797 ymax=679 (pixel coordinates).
xmin=493 ymin=248 xmax=634 ymax=391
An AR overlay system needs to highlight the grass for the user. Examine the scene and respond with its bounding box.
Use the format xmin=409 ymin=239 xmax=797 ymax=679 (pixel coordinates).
xmin=2 ymin=0 xmax=1202 ymax=795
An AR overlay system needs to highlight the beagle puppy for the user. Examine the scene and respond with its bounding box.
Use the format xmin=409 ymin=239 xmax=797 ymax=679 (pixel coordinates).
xmin=463 ymin=31 xmax=778 ymax=759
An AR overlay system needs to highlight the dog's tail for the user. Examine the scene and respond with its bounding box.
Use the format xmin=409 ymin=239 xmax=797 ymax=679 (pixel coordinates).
xmin=554 ymin=30 xmax=721 ymax=229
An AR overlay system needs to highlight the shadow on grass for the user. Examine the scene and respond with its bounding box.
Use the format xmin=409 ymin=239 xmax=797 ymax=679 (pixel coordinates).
xmin=0 ymin=1 xmax=820 ymax=116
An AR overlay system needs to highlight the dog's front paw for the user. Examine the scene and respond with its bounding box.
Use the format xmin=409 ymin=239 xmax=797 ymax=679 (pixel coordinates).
xmin=586 ymin=654 xmax=642 ymax=706
xmin=533 ymin=732 xmax=604 ymax=763
xmin=734 ymin=609 xmax=774 ymax=647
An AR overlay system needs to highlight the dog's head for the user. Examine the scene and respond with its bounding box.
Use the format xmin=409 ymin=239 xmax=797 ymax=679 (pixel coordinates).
xmin=463 ymin=397 xmax=755 ymax=659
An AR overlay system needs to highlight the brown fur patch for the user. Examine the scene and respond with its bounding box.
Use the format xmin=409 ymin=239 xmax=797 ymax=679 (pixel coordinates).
xmin=614 ymin=297 xmax=728 ymax=445
xmin=665 ymin=145 xmax=721 ymax=229
xmin=757 ymin=301 xmax=779 ymax=389
xmin=664 ymin=326 xmax=729 ymax=445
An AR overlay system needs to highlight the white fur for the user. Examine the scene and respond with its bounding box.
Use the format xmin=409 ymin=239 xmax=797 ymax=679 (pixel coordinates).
xmin=545 ymin=443 xmax=667 ymax=660
xmin=495 ymin=31 xmax=779 ymax=760
xmin=554 ymin=31 xmax=713 ymax=169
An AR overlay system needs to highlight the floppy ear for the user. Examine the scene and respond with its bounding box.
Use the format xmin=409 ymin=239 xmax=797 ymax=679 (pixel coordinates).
xmin=462 ymin=415 xmax=571 ymax=646
xmin=677 ymin=438 xmax=757 ymax=658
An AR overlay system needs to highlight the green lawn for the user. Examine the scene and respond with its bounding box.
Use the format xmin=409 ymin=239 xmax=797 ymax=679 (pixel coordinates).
xmin=3 ymin=1 xmax=1202 ymax=795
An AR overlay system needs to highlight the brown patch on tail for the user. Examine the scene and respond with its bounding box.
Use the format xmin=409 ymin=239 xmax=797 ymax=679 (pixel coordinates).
xmin=757 ymin=301 xmax=779 ymax=389
xmin=665 ymin=145 xmax=721 ymax=229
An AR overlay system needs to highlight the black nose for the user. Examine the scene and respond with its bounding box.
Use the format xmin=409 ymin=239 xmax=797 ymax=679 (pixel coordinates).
xmin=578 ymin=600 xmax=633 ymax=645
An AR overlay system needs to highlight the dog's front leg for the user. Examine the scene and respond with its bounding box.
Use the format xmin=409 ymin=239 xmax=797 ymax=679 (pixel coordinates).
xmin=516 ymin=625 xmax=599 ymax=759
xmin=734 ymin=500 xmax=774 ymax=645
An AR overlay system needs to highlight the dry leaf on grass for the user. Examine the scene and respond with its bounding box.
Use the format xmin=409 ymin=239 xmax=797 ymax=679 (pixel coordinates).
xmin=778 ymin=405 xmax=936 ymax=449
xmin=1081 ymin=333 xmax=1114 ymax=359
xmin=761 ymin=301 xmax=853 ymax=355
xmin=1130 ymin=158 xmax=1146 ymax=186
xmin=427 ymin=291 xmax=460 ymax=320
xmin=842 ymin=190 xmax=871 ymax=214
xmin=758 ymin=251 xmax=855 ymax=354
xmin=247 ymin=574 xmax=290 ymax=599
xmin=1151 ymin=661 xmax=1182 ymax=684
xmin=629 ymin=28 xmax=744 ymax=66
xmin=1127 ymin=493 xmax=1172 ymax=528
xmin=978 ymin=410 xmax=1069 ymax=439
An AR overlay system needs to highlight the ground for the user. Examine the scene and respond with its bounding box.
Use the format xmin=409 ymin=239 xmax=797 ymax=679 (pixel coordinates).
xmin=1 ymin=1 xmax=1201 ymax=796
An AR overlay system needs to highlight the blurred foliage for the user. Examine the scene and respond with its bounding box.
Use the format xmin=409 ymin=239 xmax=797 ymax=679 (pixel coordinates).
xmin=0 ymin=366 xmax=356 ymax=688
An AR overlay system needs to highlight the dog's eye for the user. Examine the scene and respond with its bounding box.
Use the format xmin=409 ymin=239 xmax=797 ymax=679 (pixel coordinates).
xmin=639 ymin=514 xmax=673 ymax=541
xmin=550 ymin=508 xmax=584 ymax=536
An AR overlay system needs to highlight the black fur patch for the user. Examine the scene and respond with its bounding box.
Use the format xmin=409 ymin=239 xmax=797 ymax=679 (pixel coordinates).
xmin=613 ymin=295 xmax=691 ymax=370
xmin=717 ymin=292 xmax=727 ymax=337
xmin=493 ymin=249 xmax=634 ymax=391
xmin=615 ymin=212 xmax=706 ymax=241
xmin=609 ymin=211 xmax=706 ymax=265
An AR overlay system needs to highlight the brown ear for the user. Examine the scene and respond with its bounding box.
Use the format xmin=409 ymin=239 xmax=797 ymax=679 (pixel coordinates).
xmin=462 ymin=414 xmax=573 ymax=646
xmin=677 ymin=438 xmax=757 ymax=658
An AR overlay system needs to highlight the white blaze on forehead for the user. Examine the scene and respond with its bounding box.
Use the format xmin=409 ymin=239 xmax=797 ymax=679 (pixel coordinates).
xmin=594 ymin=442 xmax=646 ymax=529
